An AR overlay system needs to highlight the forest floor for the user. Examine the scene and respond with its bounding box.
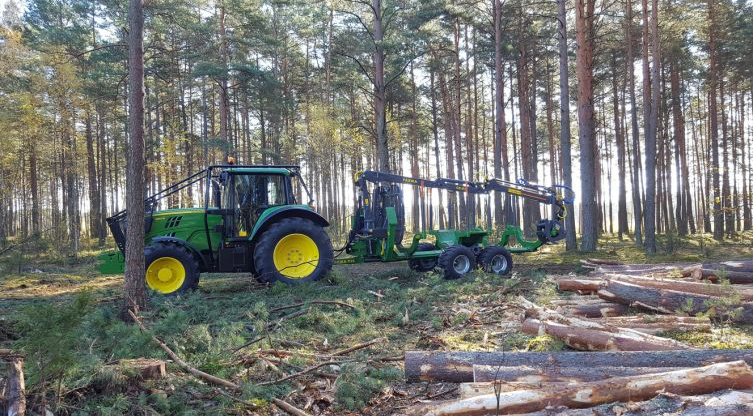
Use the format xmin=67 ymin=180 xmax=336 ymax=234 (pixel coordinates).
xmin=2 ymin=232 xmax=753 ymax=416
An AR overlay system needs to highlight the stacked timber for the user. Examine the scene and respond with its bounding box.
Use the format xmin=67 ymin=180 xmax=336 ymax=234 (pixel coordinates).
xmin=405 ymin=358 xmax=753 ymax=416
xmin=519 ymin=297 xmax=693 ymax=351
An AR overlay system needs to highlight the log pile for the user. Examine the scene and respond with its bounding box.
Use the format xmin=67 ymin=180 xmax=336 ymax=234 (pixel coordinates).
xmin=519 ymin=297 xmax=693 ymax=351
xmin=408 ymin=360 xmax=753 ymax=416
xmin=403 ymin=260 xmax=753 ymax=415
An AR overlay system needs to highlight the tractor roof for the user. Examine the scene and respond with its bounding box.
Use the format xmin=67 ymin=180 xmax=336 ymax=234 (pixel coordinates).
xmin=224 ymin=167 xmax=292 ymax=175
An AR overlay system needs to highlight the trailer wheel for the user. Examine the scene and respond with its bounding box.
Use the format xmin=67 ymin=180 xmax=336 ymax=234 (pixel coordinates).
xmin=438 ymin=245 xmax=477 ymax=280
xmin=478 ymin=246 xmax=513 ymax=276
xmin=144 ymin=243 xmax=200 ymax=295
xmin=408 ymin=243 xmax=438 ymax=272
xmin=253 ymin=217 xmax=334 ymax=284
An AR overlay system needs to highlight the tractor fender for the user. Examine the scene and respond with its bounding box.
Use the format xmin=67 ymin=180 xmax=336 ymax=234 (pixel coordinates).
xmin=149 ymin=236 xmax=208 ymax=271
xmin=249 ymin=206 xmax=330 ymax=243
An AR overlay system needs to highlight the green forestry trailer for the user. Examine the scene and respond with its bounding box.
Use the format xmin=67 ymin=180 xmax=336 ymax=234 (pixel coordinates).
xmin=340 ymin=170 xmax=574 ymax=279
xmin=99 ymin=164 xmax=574 ymax=294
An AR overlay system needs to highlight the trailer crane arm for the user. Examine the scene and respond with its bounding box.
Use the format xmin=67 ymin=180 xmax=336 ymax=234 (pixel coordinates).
xmin=352 ymin=170 xmax=574 ymax=245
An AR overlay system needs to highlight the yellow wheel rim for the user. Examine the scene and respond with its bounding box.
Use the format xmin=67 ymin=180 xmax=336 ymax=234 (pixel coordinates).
xmin=146 ymin=257 xmax=186 ymax=293
xmin=273 ymin=233 xmax=319 ymax=278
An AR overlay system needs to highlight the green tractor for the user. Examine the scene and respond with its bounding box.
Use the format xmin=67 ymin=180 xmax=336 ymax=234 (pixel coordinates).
xmin=100 ymin=164 xmax=574 ymax=294
xmin=100 ymin=165 xmax=334 ymax=294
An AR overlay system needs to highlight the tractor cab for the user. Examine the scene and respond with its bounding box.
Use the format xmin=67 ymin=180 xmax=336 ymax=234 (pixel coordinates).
xmin=213 ymin=168 xmax=295 ymax=238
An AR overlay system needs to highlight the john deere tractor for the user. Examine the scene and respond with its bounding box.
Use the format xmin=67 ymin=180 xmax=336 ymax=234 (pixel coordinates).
xmin=100 ymin=165 xmax=334 ymax=294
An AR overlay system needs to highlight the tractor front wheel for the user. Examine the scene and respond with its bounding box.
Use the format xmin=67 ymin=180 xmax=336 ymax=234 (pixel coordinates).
xmin=437 ymin=245 xmax=476 ymax=280
xmin=477 ymin=246 xmax=513 ymax=275
xmin=144 ymin=243 xmax=200 ymax=295
xmin=253 ymin=217 xmax=334 ymax=284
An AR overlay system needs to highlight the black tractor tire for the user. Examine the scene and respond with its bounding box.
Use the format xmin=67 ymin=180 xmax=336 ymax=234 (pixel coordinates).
xmin=408 ymin=243 xmax=439 ymax=272
xmin=144 ymin=242 xmax=200 ymax=295
xmin=437 ymin=245 xmax=477 ymax=280
xmin=477 ymin=246 xmax=513 ymax=276
xmin=253 ymin=217 xmax=334 ymax=285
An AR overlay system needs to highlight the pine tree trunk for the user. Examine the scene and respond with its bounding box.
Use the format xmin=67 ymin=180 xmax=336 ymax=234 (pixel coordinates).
xmin=708 ymin=0 xmax=723 ymax=239
xmin=576 ymin=0 xmax=598 ymax=252
xmin=558 ymin=0 xmax=577 ymax=250
xmin=124 ymin=0 xmax=148 ymax=314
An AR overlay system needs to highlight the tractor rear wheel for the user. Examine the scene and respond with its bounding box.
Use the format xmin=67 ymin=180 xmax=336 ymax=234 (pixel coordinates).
xmin=253 ymin=217 xmax=334 ymax=284
xmin=408 ymin=243 xmax=438 ymax=272
xmin=437 ymin=245 xmax=476 ymax=280
xmin=477 ymin=246 xmax=513 ymax=275
xmin=144 ymin=243 xmax=200 ymax=295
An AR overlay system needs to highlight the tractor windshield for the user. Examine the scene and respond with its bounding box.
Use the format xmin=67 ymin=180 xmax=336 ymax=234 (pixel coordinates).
xmin=227 ymin=174 xmax=288 ymax=236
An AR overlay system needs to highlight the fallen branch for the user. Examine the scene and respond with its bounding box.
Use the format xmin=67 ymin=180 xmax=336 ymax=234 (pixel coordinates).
xmin=272 ymin=398 xmax=312 ymax=416
xmin=258 ymin=360 xmax=346 ymax=386
xmin=270 ymin=300 xmax=356 ymax=313
xmin=331 ymin=337 xmax=387 ymax=356
xmin=129 ymin=310 xmax=240 ymax=390
xmin=408 ymin=360 xmax=753 ymax=416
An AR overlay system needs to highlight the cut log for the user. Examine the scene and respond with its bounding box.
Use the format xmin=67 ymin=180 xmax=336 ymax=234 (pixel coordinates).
xmin=407 ymin=360 xmax=753 ymax=416
xmin=560 ymin=302 xmax=629 ymax=318
xmin=519 ymin=297 xmax=692 ymax=351
xmin=404 ymin=349 xmax=753 ymax=383
xmin=108 ymin=358 xmax=166 ymax=380
xmin=483 ymin=390 xmax=753 ymax=416
xmin=690 ymin=269 xmax=753 ymax=284
xmin=459 ymin=381 xmax=570 ymax=399
xmin=4 ymin=356 xmax=26 ymax=416
xmin=597 ymin=279 xmax=753 ymax=323
xmin=521 ymin=318 xmax=691 ymax=351
xmin=595 ymin=315 xmax=711 ymax=334
xmin=605 ymin=274 xmax=753 ymax=301
xmin=556 ymin=279 xmax=604 ymax=293
xmin=472 ymin=365 xmax=685 ymax=383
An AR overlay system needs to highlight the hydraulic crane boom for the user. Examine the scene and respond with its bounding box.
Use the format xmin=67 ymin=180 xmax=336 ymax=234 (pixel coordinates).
xmin=353 ymin=170 xmax=574 ymax=244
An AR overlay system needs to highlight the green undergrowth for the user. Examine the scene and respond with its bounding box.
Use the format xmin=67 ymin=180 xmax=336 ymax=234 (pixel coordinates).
xmin=2 ymin=254 xmax=552 ymax=415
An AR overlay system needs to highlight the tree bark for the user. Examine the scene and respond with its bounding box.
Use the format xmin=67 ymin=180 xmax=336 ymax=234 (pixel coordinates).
xmin=373 ymin=0 xmax=388 ymax=172
xmin=472 ymin=364 xmax=686 ymax=383
xmin=124 ymin=0 xmax=148 ymax=314
xmin=557 ymin=0 xmax=577 ymax=250
xmin=708 ymin=0 xmax=723 ymax=240
xmin=626 ymin=0 xmax=643 ymax=246
xmin=405 ymin=349 xmax=753 ymax=383
xmin=575 ymin=0 xmax=597 ymax=251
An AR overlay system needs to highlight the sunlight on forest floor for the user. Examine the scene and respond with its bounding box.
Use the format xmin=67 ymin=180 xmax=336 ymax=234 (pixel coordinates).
xmin=1 ymin=232 xmax=753 ymax=414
